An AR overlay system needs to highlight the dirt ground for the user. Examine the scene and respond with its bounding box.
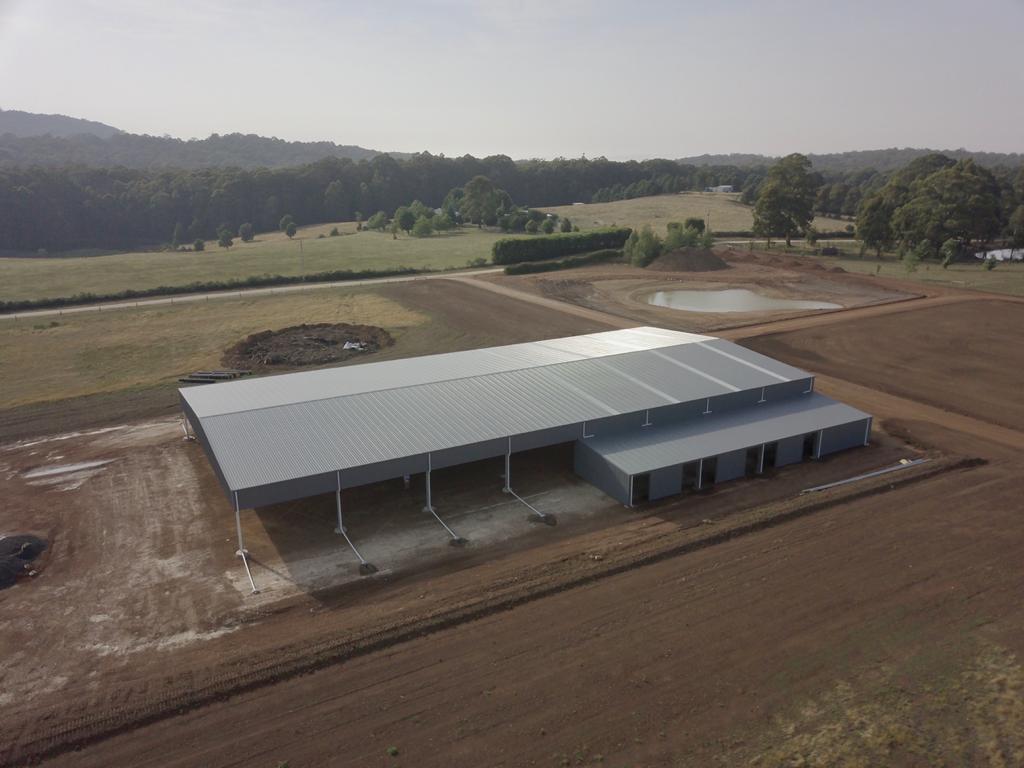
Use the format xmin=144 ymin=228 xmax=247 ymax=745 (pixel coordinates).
xmin=484 ymin=248 xmax=917 ymax=334
xmin=745 ymin=299 xmax=1024 ymax=433
xmin=2 ymin=270 xmax=1023 ymax=767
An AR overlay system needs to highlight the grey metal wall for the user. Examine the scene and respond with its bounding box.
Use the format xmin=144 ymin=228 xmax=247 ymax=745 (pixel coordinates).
xmin=432 ymin=437 xmax=508 ymax=470
xmin=236 ymin=471 xmax=337 ymax=509
xmin=767 ymin=378 xmax=814 ymax=400
xmin=180 ymin=396 xmax=231 ymax=498
xmin=715 ymin=448 xmax=748 ymax=483
xmin=512 ymin=424 xmax=580 ymax=452
xmin=341 ymin=454 xmax=426 ymax=489
xmin=775 ymin=435 xmax=805 ymax=467
xmin=574 ymin=440 xmax=631 ymax=505
xmin=820 ymin=418 xmax=870 ymax=456
xmin=649 ymin=465 xmax=683 ymax=501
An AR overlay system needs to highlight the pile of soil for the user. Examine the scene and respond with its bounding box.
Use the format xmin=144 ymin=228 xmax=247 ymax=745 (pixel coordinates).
xmin=646 ymin=247 xmax=729 ymax=273
xmin=719 ymin=249 xmax=831 ymax=271
xmin=223 ymin=323 xmax=393 ymax=368
xmin=0 ymin=534 xmax=47 ymax=590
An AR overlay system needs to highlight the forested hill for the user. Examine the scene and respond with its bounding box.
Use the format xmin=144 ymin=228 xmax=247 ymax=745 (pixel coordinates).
xmin=0 ymin=108 xmax=122 ymax=139
xmin=679 ymin=148 xmax=1024 ymax=173
xmin=0 ymin=130 xmax=403 ymax=169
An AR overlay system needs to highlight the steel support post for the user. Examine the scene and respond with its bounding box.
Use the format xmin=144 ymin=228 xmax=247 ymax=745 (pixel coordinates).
xmin=503 ymin=437 xmax=512 ymax=493
xmin=233 ymin=492 xmax=258 ymax=594
xmin=334 ymin=472 xmax=375 ymax=573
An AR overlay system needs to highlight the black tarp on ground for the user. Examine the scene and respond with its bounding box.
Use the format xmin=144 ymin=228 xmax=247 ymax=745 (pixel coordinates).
xmin=0 ymin=534 xmax=47 ymax=589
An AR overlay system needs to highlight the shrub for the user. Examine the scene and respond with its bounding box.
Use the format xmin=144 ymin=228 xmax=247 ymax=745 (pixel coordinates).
xmin=492 ymin=227 xmax=631 ymax=265
xmin=684 ymin=216 xmax=705 ymax=233
xmin=504 ymin=249 xmax=623 ymax=275
xmin=541 ymin=218 xmax=556 ymax=234
xmin=411 ymin=216 xmax=434 ymax=237
xmin=193 ymin=238 xmax=205 ymax=251
xmin=625 ymin=225 xmax=662 ymax=267
xmin=366 ymin=211 xmax=388 ymax=230
xmin=525 ymin=219 xmax=539 ymax=234
xmin=665 ymin=223 xmax=700 ymax=250
xmin=432 ymin=213 xmax=455 ymax=232
xmin=329 ymin=226 xmax=340 ymax=237
xmin=238 ymin=222 xmax=255 ymax=242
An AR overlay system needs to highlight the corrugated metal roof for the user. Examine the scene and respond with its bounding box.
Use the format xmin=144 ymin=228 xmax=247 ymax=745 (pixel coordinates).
xmin=183 ymin=326 xmax=712 ymax=418
xmin=181 ymin=327 xmax=815 ymax=492
xmin=584 ymin=392 xmax=869 ymax=475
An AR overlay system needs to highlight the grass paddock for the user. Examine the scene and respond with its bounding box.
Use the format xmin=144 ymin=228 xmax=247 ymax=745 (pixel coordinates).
xmin=0 ymin=226 xmax=515 ymax=303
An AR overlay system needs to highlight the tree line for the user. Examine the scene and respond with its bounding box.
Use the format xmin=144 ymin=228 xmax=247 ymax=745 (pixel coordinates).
xmin=2 ymin=147 xmax=1021 ymax=255
xmin=746 ymin=152 xmax=1024 ymax=257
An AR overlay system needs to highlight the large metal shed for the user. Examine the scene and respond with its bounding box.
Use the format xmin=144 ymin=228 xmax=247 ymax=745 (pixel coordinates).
xmin=180 ymin=326 xmax=870 ymax=568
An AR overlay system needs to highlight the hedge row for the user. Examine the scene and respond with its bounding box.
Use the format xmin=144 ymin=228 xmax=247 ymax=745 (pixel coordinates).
xmin=713 ymin=230 xmax=856 ymax=239
xmin=504 ymin=249 xmax=624 ymax=275
xmin=492 ymin=227 xmax=632 ymax=265
xmin=0 ymin=266 xmax=421 ymax=314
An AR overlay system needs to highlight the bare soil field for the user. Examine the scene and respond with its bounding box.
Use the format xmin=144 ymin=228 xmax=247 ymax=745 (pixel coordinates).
xmin=745 ymin=299 xmax=1024 ymax=432
xmin=46 ymin=455 xmax=1022 ymax=768
xmin=484 ymin=247 xmax=916 ymax=333
xmin=1 ymin=276 xmax=1022 ymax=767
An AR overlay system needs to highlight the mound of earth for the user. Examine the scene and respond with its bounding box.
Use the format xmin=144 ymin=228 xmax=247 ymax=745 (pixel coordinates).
xmin=646 ymin=247 xmax=728 ymax=273
xmin=0 ymin=534 xmax=47 ymax=590
xmin=223 ymin=323 xmax=393 ymax=368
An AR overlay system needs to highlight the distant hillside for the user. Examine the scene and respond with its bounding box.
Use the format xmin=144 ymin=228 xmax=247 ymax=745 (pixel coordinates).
xmin=0 ymin=109 xmax=406 ymax=169
xmin=0 ymin=131 xmax=405 ymax=169
xmin=678 ymin=148 xmax=1024 ymax=172
xmin=0 ymin=107 xmax=122 ymax=139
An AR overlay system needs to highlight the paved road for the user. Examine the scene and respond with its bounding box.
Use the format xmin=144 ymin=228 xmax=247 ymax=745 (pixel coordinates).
xmin=0 ymin=268 xmax=504 ymax=321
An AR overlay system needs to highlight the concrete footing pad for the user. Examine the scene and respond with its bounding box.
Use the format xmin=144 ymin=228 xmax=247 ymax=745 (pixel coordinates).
xmin=528 ymin=513 xmax=558 ymax=526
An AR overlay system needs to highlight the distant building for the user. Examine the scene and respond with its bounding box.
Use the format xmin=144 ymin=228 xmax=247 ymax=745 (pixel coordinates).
xmin=704 ymin=185 xmax=735 ymax=193
xmin=974 ymin=248 xmax=1022 ymax=262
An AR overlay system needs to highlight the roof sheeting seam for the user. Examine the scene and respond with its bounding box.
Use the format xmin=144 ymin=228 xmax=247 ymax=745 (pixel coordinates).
xmin=649 ymin=350 xmax=741 ymax=392
xmin=592 ymin=359 xmax=676 ymax=405
xmin=697 ymin=341 xmax=791 ymax=382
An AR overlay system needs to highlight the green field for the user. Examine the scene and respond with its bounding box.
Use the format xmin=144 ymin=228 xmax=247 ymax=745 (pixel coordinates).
xmin=0 ymin=224 xmax=512 ymax=303
xmin=0 ymin=289 xmax=430 ymax=408
xmin=540 ymin=192 xmax=852 ymax=234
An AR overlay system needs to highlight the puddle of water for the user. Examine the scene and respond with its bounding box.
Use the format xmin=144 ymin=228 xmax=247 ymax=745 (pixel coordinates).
xmin=647 ymin=288 xmax=840 ymax=313
xmin=23 ymin=459 xmax=114 ymax=479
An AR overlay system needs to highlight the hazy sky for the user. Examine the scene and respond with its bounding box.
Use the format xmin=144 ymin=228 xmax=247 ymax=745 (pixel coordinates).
xmin=1 ymin=0 xmax=1022 ymax=159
